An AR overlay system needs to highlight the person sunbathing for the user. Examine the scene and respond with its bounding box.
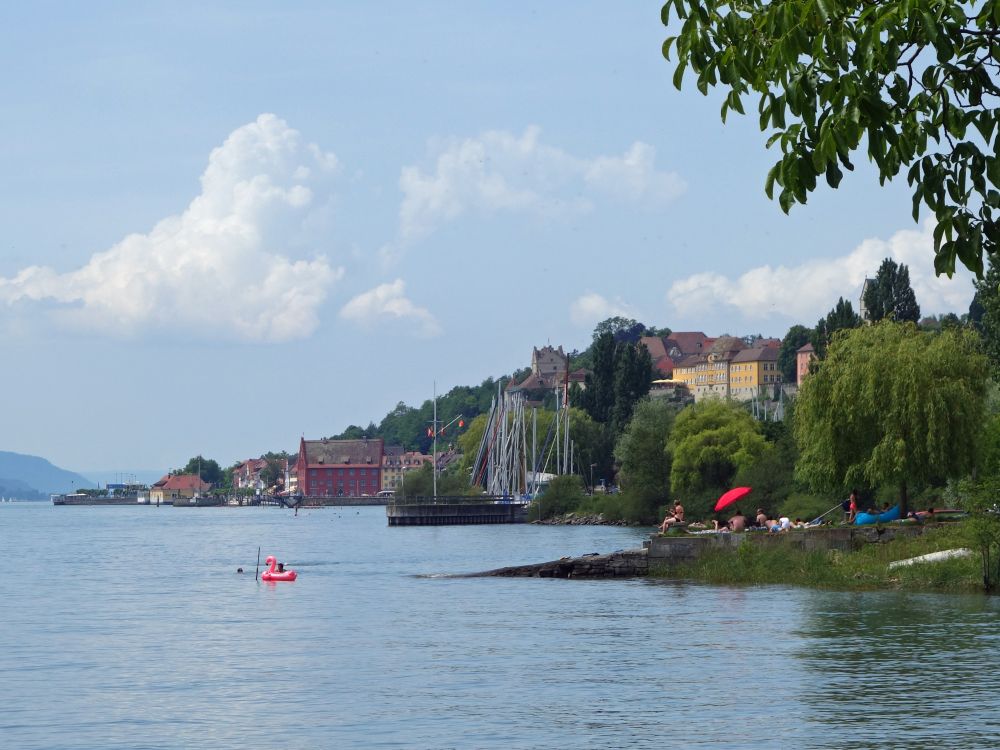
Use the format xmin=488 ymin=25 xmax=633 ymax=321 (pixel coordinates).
xmin=727 ymin=509 xmax=747 ymax=532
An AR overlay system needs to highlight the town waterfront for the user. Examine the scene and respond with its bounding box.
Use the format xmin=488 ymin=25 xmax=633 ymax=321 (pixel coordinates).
xmin=3 ymin=504 xmax=999 ymax=749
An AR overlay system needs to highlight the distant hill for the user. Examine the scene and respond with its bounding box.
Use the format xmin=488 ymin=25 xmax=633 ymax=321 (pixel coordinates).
xmin=0 ymin=451 xmax=95 ymax=498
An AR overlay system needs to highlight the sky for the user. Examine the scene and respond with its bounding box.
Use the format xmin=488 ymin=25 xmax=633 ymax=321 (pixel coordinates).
xmin=0 ymin=2 xmax=977 ymax=478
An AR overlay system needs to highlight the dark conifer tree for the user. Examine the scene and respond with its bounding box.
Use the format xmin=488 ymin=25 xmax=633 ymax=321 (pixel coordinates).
xmin=863 ymin=258 xmax=921 ymax=323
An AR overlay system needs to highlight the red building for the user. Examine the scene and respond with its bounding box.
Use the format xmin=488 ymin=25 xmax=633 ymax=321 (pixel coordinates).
xmin=296 ymin=437 xmax=384 ymax=497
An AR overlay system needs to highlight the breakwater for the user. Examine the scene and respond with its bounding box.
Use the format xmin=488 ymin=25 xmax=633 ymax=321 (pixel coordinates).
xmin=472 ymin=549 xmax=648 ymax=578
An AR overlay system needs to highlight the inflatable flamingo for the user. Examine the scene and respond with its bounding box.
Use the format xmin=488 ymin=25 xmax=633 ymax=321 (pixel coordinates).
xmin=260 ymin=555 xmax=297 ymax=582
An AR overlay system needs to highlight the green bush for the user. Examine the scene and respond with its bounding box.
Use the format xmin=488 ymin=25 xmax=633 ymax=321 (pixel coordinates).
xmin=529 ymin=475 xmax=586 ymax=520
xmin=576 ymin=492 xmax=627 ymax=521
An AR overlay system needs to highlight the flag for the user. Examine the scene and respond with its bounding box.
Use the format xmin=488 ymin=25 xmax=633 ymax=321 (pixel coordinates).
xmin=458 ymin=419 xmax=465 ymax=428
xmin=427 ymin=428 xmax=433 ymax=437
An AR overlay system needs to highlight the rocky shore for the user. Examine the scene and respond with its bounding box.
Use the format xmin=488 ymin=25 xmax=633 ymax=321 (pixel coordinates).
xmin=533 ymin=512 xmax=645 ymax=527
xmin=469 ymin=549 xmax=648 ymax=578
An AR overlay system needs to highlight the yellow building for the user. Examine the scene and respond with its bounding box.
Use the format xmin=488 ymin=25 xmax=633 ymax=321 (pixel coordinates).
xmin=381 ymin=447 xmax=432 ymax=491
xmin=729 ymin=347 xmax=782 ymax=401
xmin=671 ymin=336 xmax=747 ymax=401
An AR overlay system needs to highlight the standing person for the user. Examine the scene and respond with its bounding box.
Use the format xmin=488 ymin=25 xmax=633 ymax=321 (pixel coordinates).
xmin=658 ymin=501 xmax=685 ymax=533
xmin=847 ymin=489 xmax=859 ymax=524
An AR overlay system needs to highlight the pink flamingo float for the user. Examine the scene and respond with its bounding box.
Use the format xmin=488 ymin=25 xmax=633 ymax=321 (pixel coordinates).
xmin=260 ymin=555 xmax=297 ymax=582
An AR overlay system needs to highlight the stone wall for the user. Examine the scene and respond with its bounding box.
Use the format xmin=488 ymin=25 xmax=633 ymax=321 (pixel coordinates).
xmin=647 ymin=524 xmax=929 ymax=569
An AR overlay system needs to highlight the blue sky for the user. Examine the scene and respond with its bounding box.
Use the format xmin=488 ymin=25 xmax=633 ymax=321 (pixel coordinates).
xmin=0 ymin=2 xmax=976 ymax=476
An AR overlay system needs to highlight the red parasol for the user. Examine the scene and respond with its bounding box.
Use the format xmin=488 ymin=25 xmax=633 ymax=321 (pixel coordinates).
xmin=714 ymin=486 xmax=752 ymax=512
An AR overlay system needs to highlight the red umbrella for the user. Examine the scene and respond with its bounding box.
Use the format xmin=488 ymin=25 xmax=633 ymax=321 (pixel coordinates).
xmin=714 ymin=486 xmax=752 ymax=512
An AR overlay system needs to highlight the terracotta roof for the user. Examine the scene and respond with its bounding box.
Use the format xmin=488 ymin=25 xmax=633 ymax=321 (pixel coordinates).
xmin=640 ymin=336 xmax=669 ymax=361
xmin=797 ymin=342 xmax=816 ymax=353
xmin=664 ymin=332 xmax=709 ymax=356
xmin=511 ymin=368 xmax=587 ymax=390
xmin=653 ymin=358 xmax=674 ymax=376
xmin=509 ymin=372 xmax=545 ymax=390
xmin=731 ymin=347 xmax=779 ymax=363
xmin=303 ymin=438 xmax=384 ymax=466
xmin=160 ymin=474 xmax=211 ymax=491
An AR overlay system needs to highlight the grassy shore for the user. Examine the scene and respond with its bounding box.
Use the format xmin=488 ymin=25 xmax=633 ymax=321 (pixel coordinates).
xmin=657 ymin=522 xmax=987 ymax=593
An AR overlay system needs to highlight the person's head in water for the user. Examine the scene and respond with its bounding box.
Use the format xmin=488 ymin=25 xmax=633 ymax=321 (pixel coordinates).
xmin=237 ymin=567 xmax=244 ymax=573
xmin=277 ymin=562 xmax=285 ymax=572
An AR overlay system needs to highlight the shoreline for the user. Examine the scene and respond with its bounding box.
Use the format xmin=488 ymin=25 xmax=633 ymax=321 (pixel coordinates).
xmin=484 ymin=519 xmax=991 ymax=593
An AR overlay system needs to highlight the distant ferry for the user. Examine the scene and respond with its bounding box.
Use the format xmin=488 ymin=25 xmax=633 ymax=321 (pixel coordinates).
xmin=52 ymin=483 xmax=157 ymax=506
xmin=51 ymin=493 xmax=141 ymax=506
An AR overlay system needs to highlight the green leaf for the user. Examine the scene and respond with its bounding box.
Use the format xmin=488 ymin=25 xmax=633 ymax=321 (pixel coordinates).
xmin=825 ymin=161 xmax=843 ymax=188
xmin=765 ymin=164 xmax=779 ymax=198
xmin=662 ymin=37 xmax=677 ymax=60
xmin=911 ymin=186 xmax=923 ymax=221
xmin=672 ymin=61 xmax=686 ymax=91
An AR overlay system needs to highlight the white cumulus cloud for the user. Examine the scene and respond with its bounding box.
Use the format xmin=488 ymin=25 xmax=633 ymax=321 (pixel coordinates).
xmin=339 ymin=279 xmax=441 ymax=337
xmin=570 ymin=293 xmax=639 ymax=328
xmin=666 ymin=220 xmax=976 ymax=323
xmin=0 ymin=114 xmax=343 ymax=342
xmin=395 ymin=126 xmax=685 ymax=245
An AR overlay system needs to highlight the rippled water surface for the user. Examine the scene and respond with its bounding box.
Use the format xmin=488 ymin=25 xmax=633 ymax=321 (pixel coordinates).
xmin=3 ymin=504 xmax=999 ymax=749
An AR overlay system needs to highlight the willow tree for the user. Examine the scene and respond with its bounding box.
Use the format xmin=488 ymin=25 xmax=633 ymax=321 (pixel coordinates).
xmin=795 ymin=321 xmax=989 ymax=513
xmin=662 ymin=0 xmax=1000 ymax=276
xmin=667 ymin=399 xmax=771 ymax=518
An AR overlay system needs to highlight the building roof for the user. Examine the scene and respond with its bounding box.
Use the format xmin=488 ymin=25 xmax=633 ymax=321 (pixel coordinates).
xmin=510 ymin=367 xmax=587 ymax=391
xmin=302 ymin=438 xmax=384 ymax=466
xmin=509 ymin=371 xmax=547 ymax=391
xmin=731 ymin=347 xmax=780 ymax=363
xmin=796 ymin=342 xmax=816 ymax=353
xmin=664 ymin=331 xmax=709 ymax=356
xmin=710 ymin=335 xmax=745 ymax=354
xmin=640 ymin=336 xmax=669 ymax=361
xmin=156 ymin=474 xmax=211 ymax=491
xmin=653 ymin=357 xmax=674 ymax=376
xmin=236 ymin=458 xmax=267 ymax=473
xmin=383 ymin=444 xmax=405 ymax=458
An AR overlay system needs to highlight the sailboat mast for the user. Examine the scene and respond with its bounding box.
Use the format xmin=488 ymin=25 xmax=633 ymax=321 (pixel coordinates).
xmin=432 ymin=381 xmax=438 ymax=500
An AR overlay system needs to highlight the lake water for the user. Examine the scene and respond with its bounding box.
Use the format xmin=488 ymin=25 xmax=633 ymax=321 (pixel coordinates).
xmin=3 ymin=503 xmax=999 ymax=749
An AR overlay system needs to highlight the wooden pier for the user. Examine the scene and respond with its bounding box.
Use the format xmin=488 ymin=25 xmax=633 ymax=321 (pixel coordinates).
xmin=386 ymin=496 xmax=529 ymax=526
